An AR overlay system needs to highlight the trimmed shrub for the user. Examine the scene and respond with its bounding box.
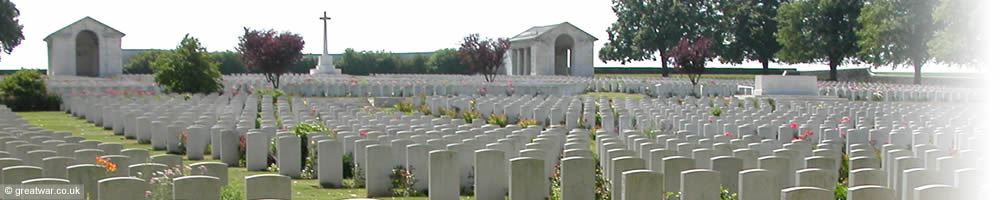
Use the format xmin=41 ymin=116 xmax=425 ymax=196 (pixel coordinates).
xmin=0 ymin=69 xmax=60 ymax=111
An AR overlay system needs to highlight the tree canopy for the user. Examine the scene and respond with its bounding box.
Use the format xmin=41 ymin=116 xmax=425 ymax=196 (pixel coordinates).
xmin=0 ymin=0 xmax=23 ymax=62
xmin=237 ymin=28 xmax=304 ymax=89
xmin=458 ymin=34 xmax=510 ymax=82
xmin=152 ymin=34 xmax=222 ymax=94
xmin=857 ymin=0 xmax=938 ymax=84
xmin=718 ymin=0 xmax=784 ymax=74
xmin=775 ymin=0 xmax=863 ymax=81
xmin=600 ymin=0 xmax=722 ymax=77
xmin=928 ymin=0 xmax=982 ymax=66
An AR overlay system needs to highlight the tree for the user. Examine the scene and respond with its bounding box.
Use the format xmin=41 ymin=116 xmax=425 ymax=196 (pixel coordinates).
xmin=0 ymin=69 xmax=59 ymax=111
xmin=287 ymin=56 xmax=316 ymax=74
xmin=152 ymin=34 xmax=223 ymax=94
xmin=213 ymin=51 xmax=248 ymax=74
xmin=600 ymin=0 xmax=722 ymax=77
xmin=858 ymin=0 xmax=938 ymax=84
xmin=237 ymin=27 xmax=304 ymax=89
xmin=335 ymin=49 xmax=401 ymax=75
xmin=426 ymin=48 xmax=469 ymax=74
xmin=0 ymin=0 xmax=23 ymax=63
xmin=123 ymin=50 xmax=164 ymax=74
xmin=775 ymin=0 xmax=863 ymax=81
xmin=458 ymin=34 xmax=510 ymax=82
xmin=669 ymin=37 xmax=716 ymax=86
xmin=718 ymin=0 xmax=784 ymax=74
xmin=401 ymin=55 xmax=429 ymax=74
xmin=929 ymin=0 xmax=981 ymax=66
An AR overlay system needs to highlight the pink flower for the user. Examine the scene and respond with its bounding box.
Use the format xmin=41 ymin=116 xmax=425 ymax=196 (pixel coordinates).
xmin=360 ymin=131 xmax=368 ymax=136
xmin=164 ymin=170 xmax=174 ymax=176
xmin=145 ymin=190 xmax=152 ymax=196
xmin=723 ymin=131 xmax=734 ymax=137
xmin=198 ymin=165 xmax=207 ymax=171
xmin=507 ymin=80 xmax=513 ymax=85
xmin=840 ymin=131 xmax=846 ymax=137
xmin=789 ymin=121 xmax=798 ymax=129
xmin=840 ymin=116 xmax=851 ymax=123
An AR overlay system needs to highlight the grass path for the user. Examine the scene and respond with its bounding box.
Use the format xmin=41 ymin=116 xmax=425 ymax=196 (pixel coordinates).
xmin=17 ymin=111 xmax=472 ymax=200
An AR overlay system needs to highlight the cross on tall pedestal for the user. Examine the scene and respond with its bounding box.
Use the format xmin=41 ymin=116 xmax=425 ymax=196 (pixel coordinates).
xmin=311 ymin=11 xmax=341 ymax=74
xmin=320 ymin=11 xmax=331 ymax=55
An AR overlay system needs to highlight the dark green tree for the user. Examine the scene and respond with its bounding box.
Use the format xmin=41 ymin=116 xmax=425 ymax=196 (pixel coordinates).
xmin=336 ymin=49 xmax=401 ymax=75
xmin=401 ymin=54 xmax=429 ymax=73
xmin=775 ymin=0 xmax=863 ymax=81
xmin=287 ymin=56 xmax=316 ymax=74
xmin=600 ymin=0 xmax=722 ymax=77
xmin=152 ymin=34 xmax=223 ymax=94
xmin=858 ymin=0 xmax=938 ymax=84
xmin=0 ymin=69 xmax=59 ymax=111
xmin=426 ymin=48 xmax=469 ymax=74
xmin=0 ymin=0 xmax=23 ymax=62
xmin=123 ymin=50 xmax=164 ymax=74
xmin=213 ymin=51 xmax=248 ymax=74
xmin=929 ymin=0 xmax=981 ymax=66
xmin=718 ymin=0 xmax=784 ymax=74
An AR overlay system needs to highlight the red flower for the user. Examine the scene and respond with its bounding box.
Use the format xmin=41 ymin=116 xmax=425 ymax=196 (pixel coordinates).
xmin=840 ymin=116 xmax=851 ymax=123
xmin=789 ymin=121 xmax=799 ymax=129
xmin=360 ymin=131 xmax=368 ymax=136
xmin=723 ymin=131 xmax=734 ymax=138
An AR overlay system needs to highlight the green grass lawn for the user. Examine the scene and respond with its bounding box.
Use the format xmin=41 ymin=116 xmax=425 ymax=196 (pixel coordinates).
xmin=17 ymin=111 xmax=472 ymax=200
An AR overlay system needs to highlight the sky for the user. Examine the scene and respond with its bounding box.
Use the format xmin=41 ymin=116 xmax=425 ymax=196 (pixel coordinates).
xmin=0 ymin=0 xmax=982 ymax=73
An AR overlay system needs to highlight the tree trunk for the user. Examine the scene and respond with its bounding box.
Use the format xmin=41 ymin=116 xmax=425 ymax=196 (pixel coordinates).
xmin=761 ymin=60 xmax=769 ymax=74
xmin=828 ymin=62 xmax=839 ymax=81
xmin=913 ymin=62 xmax=922 ymax=85
xmin=659 ymin=49 xmax=670 ymax=77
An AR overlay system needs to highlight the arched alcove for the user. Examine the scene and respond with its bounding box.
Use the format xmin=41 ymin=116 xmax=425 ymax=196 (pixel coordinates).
xmin=76 ymin=30 xmax=99 ymax=77
xmin=554 ymin=34 xmax=574 ymax=76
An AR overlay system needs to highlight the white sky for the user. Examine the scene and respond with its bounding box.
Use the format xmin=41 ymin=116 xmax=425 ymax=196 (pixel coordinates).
xmin=0 ymin=0 xmax=980 ymax=73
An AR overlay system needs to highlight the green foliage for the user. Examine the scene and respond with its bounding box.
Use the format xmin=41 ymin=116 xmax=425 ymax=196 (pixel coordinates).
xmin=721 ymin=186 xmax=738 ymax=200
xmin=594 ymin=161 xmax=612 ymax=200
xmin=418 ymin=104 xmax=431 ymax=116
xmin=766 ymin=98 xmax=776 ymax=112
xmin=835 ymin=182 xmax=848 ymax=200
xmin=439 ymin=107 xmax=458 ymax=119
xmin=710 ymin=107 xmax=723 ymax=117
xmin=750 ymin=98 xmax=760 ymax=109
xmin=487 ymin=113 xmax=508 ymax=127
xmin=337 ymin=48 xmax=403 ymax=75
xmin=394 ymin=101 xmax=414 ymax=114
xmin=929 ymin=0 xmax=982 ymax=66
xmin=342 ymin=153 xmax=354 ymax=179
xmin=0 ymin=0 xmax=23 ymax=62
xmin=152 ymin=34 xmax=223 ymax=94
xmin=398 ymin=55 xmax=429 ymax=74
xmin=254 ymin=88 xmax=285 ymax=98
xmin=717 ymin=0 xmax=783 ymax=73
xmin=213 ymin=51 xmax=248 ymax=74
xmin=776 ymin=0 xmax=863 ymax=81
xmin=857 ymin=0 xmax=937 ymax=84
xmin=0 ymin=69 xmax=60 ymax=111
xmin=286 ymin=56 xmax=316 ymax=74
xmin=460 ymin=110 xmax=480 ymax=124
xmin=600 ymin=0 xmax=722 ymax=77
xmin=219 ymin=183 xmax=243 ymax=200
xmin=123 ymin=50 xmax=164 ymax=74
xmin=426 ymin=48 xmax=470 ymax=74
xmin=517 ymin=118 xmax=538 ymax=128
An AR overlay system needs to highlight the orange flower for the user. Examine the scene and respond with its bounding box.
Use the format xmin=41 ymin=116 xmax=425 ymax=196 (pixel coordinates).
xmin=95 ymin=156 xmax=117 ymax=172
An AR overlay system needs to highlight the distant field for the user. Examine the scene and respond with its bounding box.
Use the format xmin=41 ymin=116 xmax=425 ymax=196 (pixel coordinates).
xmin=595 ymin=73 xmax=756 ymax=79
